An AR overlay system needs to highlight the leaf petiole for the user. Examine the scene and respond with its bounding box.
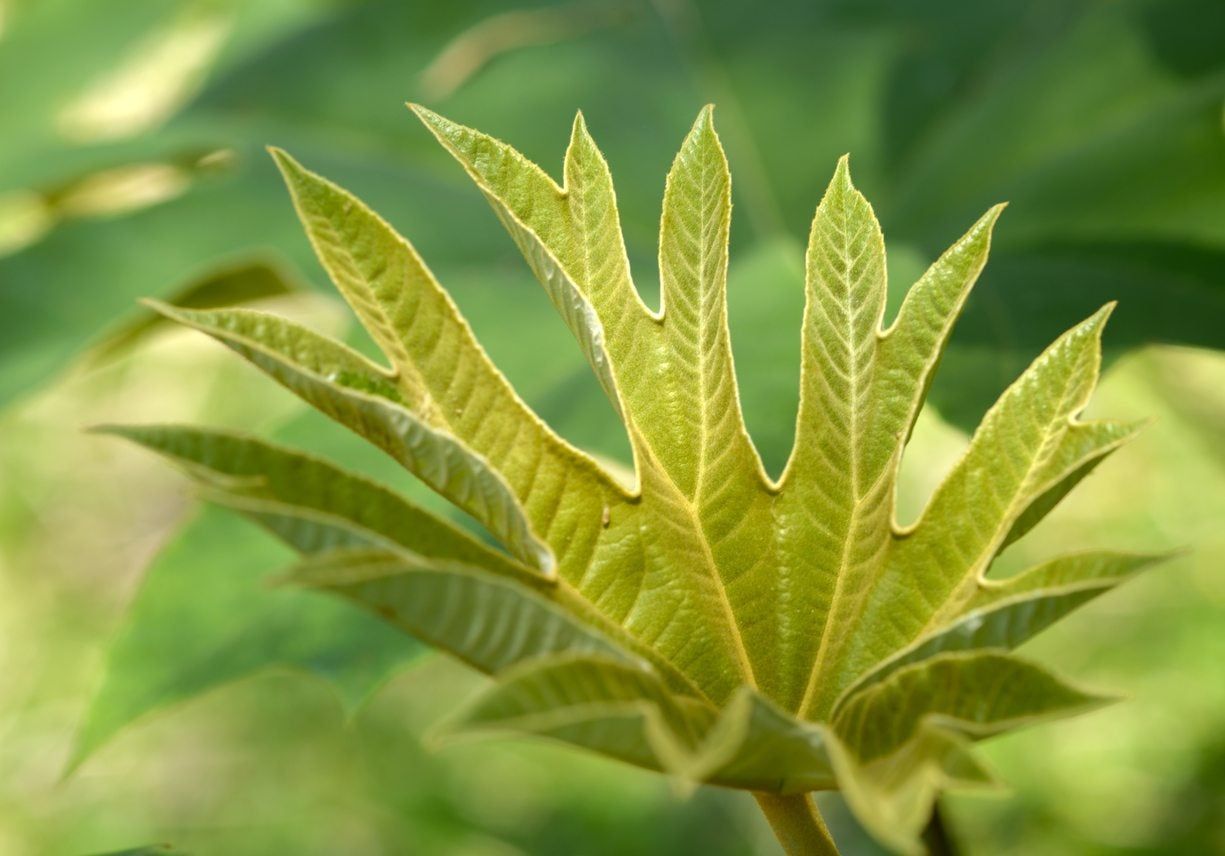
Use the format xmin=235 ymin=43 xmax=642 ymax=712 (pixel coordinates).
xmin=754 ymin=793 xmax=839 ymax=855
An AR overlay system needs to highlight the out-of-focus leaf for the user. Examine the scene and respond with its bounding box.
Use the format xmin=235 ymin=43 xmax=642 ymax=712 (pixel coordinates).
xmin=70 ymin=506 xmax=419 ymax=770
xmin=443 ymin=649 xmax=1092 ymax=855
xmin=82 ymin=259 xmax=303 ymax=366
xmin=0 ymin=0 xmax=352 ymax=403
xmin=828 ymin=652 xmax=1107 ymax=853
xmin=3 ymin=0 xmax=1223 ymax=421
xmin=832 ymin=652 xmax=1110 ymax=762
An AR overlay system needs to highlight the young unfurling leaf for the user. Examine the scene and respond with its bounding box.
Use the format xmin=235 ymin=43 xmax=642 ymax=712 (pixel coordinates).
xmin=106 ymin=106 xmax=1163 ymax=855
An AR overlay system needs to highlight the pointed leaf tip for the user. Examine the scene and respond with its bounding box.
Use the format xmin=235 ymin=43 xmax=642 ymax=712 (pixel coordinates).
xmin=408 ymin=102 xmax=450 ymax=133
xmin=266 ymin=145 xmax=293 ymax=169
xmin=961 ymin=203 xmax=1006 ymax=250
xmin=690 ymin=104 xmax=718 ymax=138
xmin=1076 ymin=301 xmax=1117 ymax=348
xmin=981 ymin=201 xmax=1008 ymax=227
xmin=678 ymin=105 xmax=726 ymax=166
xmin=821 ymin=154 xmax=858 ymax=202
xmin=267 ymin=147 xmax=310 ymax=185
xmin=961 ymin=203 xmax=1006 ymax=249
xmin=568 ymin=109 xmax=594 ymax=149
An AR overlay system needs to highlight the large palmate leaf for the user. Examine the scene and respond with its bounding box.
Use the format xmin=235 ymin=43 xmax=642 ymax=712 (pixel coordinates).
xmin=106 ymin=107 xmax=1164 ymax=855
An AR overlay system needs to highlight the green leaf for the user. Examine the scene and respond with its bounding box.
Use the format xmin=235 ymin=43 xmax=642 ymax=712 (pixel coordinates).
xmin=100 ymin=424 xmax=707 ymax=698
xmin=445 ymin=655 xmax=715 ymax=773
xmin=269 ymin=148 xmax=628 ymax=531
xmin=446 ymin=653 xmax=994 ymax=809
xmin=834 ymin=551 xmax=1172 ymax=708
xmin=81 ymin=259 xmax=302 ymax=367
xmin=999 ymin=420 xmax=1144 ymax=550
xmin=827 ymin=651 xmax=1107 ymax=854
xmin=139 ymin=301 xmax=554 ymax=575
xmin=446 ymin=655 xmax=844 ymax=794
xmin=94 ymin=423 xmax=518 ymax=570
xmin=968 ymin=549 xmax=1173 ymax=610
xmin=116 ymin=107 xmax=1154 ymax=855
xmin=777 ymin=162 xmax=1003 ymax=716
xmin=71 ymin=506 xmax=418 ymax=769
xmin=826 ymin=725 xmax=997 ymax=856
xmin=832 ymin=652 xmax=1112 ymax=762
xmin=410 ymin=104 xmax=643 ymax=420
xmin=285 ymin=549 xmax=639 ymax=678
xmin=828 ymin=304 xmax=1132 ymax=711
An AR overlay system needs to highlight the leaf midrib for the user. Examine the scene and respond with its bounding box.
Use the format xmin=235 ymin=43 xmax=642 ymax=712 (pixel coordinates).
xmin=564 ymin=133 xmax=760 ymax=698
xmin=796 ymin=197 xmax=877 ymax=719
xmin=306 ymin=209 xmax=448 ymax=427
xmin=662 ymin=140 xmax=761 ymax=694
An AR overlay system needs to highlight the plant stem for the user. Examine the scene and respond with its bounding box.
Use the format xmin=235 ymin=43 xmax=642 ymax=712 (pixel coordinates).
xmin=754 ymin=793 xmax=840 ymax=856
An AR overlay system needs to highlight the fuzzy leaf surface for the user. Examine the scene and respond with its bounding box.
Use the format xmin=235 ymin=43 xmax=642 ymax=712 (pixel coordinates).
xmin=110 ymin=108 xmax=1157 ymax=854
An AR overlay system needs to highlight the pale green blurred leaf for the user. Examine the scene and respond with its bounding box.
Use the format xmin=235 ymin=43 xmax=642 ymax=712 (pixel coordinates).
xmin=72 ymin=506 xmax=418 ymax=769
xmin=82 ymin=260 xmax=303 ymax=367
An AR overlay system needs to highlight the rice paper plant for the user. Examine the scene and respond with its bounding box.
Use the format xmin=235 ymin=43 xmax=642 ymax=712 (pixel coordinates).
xmin=101 ymin=105 xmax=1165 ymax=854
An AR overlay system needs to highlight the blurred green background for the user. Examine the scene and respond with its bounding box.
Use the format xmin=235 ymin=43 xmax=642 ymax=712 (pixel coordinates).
xmin=0 ymin=0 xmax=1222 ymax=853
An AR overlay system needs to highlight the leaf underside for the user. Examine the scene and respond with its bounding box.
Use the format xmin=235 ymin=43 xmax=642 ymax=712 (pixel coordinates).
xmin=105 ymin=106 xmax=1164 ymax=854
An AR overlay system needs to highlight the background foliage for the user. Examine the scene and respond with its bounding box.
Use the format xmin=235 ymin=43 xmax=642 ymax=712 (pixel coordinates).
xmin=0 ymin=0 xmax=1221 ymax=853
